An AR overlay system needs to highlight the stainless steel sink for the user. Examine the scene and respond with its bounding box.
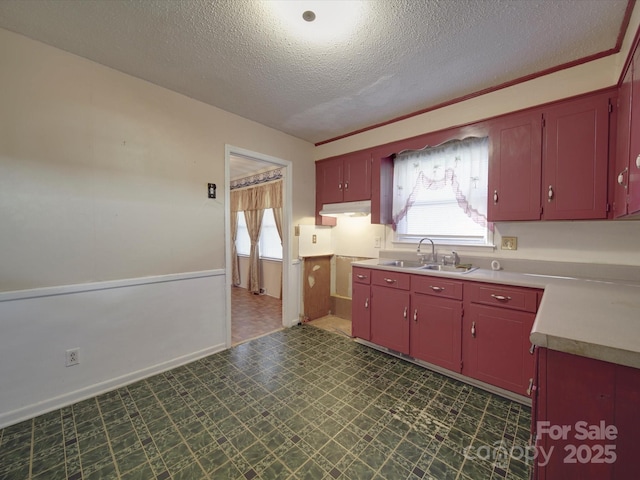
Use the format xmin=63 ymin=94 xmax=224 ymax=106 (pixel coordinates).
xmin=378 ymin=260 xmax=477 ymax=273
xmin=420 ymin=264 xmax=478 ymax=273
xmin=377 ymin=260 xmax=424 ymax=268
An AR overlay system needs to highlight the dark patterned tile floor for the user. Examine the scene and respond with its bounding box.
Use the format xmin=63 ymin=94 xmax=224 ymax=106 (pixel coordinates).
xmin=0 ymin=326 xmax=532 ymax=479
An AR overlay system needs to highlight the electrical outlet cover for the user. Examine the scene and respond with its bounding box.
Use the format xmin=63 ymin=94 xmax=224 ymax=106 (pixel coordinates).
xmin=66 ymin=348 xmax=80 ymax=367
xmin=501 ymin=236 xmax=518 ymax=250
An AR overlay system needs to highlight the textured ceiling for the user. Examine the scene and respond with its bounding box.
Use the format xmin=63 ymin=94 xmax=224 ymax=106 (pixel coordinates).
xmin=0 ymin=0 xmax=630 ymax=144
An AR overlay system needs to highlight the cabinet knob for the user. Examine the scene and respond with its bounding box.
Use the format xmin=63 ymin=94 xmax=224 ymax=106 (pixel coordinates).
xmin=403 ymin=306 xmax=408 ymax=319
xmin=413 ymin=309 xmax=418 ymax=322
xmin=529 ymin=343 xmax=536 ymax=355
xmin=527 ymin=377 xmax=534 ymax=396
xmin=365 ymin=298 xmax=369 ymax=309
xmin=471 ymin=321 xmax=476 ymax=338
xmin=547 ymin=185 xmax=554 ymax=202
xmin=356 ymin=274 xmax=368 ymax=280
xmin=493 ymin=190 xmax=498 ymax=205
xmin=618 ymin=168 xmax=628 ymax=187
xmin=344 ymin=181 xmax=349 ymax=190
xmin=636 ymin=154 xmax=640 ymax=169
xmin=384 ymin=278 xmax=397 ymax=284
xmin=429 ymin=286 xmax=445 ymax=292
xmin=338 ymin=182 xmax=343 ymax=190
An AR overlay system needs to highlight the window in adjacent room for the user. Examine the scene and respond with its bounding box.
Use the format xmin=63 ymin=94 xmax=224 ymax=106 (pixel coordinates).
xmin=392 ymin=136 xmax=491 ymax=246
xmin=236 ymin=208 xmax=283 ymax=260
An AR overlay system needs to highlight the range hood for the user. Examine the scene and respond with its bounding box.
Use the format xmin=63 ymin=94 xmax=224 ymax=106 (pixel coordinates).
xmin=319 ymin=200 xmax=371 ymax=217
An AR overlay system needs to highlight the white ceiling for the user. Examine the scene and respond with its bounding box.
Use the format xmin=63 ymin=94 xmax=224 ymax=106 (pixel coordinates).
xmin=0 ymin=0 xmax=630 ymax=145
xmin=229 ymin=154 xmax=281 ymax=181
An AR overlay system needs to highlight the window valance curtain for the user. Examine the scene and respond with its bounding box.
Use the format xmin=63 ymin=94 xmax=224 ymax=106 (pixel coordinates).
xmin=392 ymin=136 xmax=489 ymax=233
xmin=230 ymin=180 xmax=282 ymax=212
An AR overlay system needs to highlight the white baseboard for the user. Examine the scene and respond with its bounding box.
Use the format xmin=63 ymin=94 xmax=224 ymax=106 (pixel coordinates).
xmin=0 ymin=270 xmax=227 ymax=429
xmin=0 ymin=343 xmax=226 ymax=429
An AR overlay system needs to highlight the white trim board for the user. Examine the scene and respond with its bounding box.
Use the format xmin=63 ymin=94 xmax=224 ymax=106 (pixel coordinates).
xmin=0 ymin=271 xmax=227 ymax=428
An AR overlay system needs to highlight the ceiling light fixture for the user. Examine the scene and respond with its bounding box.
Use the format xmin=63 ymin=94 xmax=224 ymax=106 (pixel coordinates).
xmin=302 ymin=10 xmax=316 ymax=22
xmin=266 ymin=1 xmax=363 ymax=43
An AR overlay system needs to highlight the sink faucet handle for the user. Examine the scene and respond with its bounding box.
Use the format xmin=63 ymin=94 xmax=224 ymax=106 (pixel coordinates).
xmin=452 ymin=251 xmax=460 ymax=266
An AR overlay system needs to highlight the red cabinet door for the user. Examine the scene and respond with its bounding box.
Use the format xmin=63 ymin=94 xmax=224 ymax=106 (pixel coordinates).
xmin=463 ymin=303 xmax=535 ymax=395
xmin=488 ymin=111 xmax=543 ymax=221
xmin=370 ymin=285 xmax=410 ymax=355
xmin=318 ymin=158 xmax=344 ymax=204
xmin=628 ymin=46 xmax=640 ymax=215
xmin=410 ymin=293 xmax=462 ymax=372
xmin=542 ymin=93 xmax=610 ymax=220
xmin=614 ymin=65 xmax=632 ymax=218
xmin=611 ymin=364 xmax=640 ymax=479
xmin=343 ymin=152 xmax=372 ymax=202
xmin=352 ymin=282 xmax=371 ymax=340
xmin=535 ymin=349 xmax=616 ymax=480
xmin=315 ymin=162 xmax=336 ymax=226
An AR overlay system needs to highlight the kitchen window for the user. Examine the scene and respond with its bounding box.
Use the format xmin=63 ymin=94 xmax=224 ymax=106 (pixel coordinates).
xmin=392 ymin=136 xmax=492 ymax=246
xmin=236 ymin=208 xmax=282 ymax=260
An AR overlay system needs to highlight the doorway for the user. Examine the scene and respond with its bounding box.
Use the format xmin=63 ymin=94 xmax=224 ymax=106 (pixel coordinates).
xmin=224 ymin=146 xmax=295 ymax=346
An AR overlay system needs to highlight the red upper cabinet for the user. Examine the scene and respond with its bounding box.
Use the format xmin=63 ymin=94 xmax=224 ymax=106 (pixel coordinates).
xmin=629 ymin=48 xmax=640 ymax=215
xmin=488 ymin=111 xmax=543 ymax=221
xmin=542 ymin=92 xmax=611 ymax=220
xmin=315 ymin=150 xmax=372 ymax=225
xmin=613 ymin=63 xmax=632 ymax=218
xmin=618 ymin=43 xmax=640 ymax=216
xmin=317 ymin=151 xmax=371 ymax=204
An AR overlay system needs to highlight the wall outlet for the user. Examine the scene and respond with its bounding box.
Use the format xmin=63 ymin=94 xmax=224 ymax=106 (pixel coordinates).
xmin=374 ymin=236 xmax=381 ymax=248
xmin=501 ymin=236 xmax=518 ymax=250
xmin=312 ymin=234 xmax=317 ymax=244
xmin=294 ymin=225 xmax=300 ymax=236
xmin=66 ymin=348 xmax=80 ymax=367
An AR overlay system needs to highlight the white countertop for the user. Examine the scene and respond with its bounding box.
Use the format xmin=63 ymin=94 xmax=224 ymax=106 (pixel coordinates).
xmin=352 ymin=258 xmax=640 ymax=369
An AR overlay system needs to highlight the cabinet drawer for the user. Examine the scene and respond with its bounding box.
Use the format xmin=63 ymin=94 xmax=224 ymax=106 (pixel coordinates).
xmin=468 ymin=282 xmax=540 ymax=313
xmin=371 ymin=270 xmax=410 ymax=290
xmin=353 ymin=267 xmax=372 ymax=285
xmin=411 ymin=275 xmax=463 ymax=300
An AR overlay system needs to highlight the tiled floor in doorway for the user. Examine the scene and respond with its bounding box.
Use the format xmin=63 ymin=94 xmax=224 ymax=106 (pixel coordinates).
xmin=231 ymin=286 xmax=283 ymax=345
xmin=0 ymin=326 xmax=532 ymax=480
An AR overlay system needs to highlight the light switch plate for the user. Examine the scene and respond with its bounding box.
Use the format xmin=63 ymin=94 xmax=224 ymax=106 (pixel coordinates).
xmin=501 ymin=236 xmax=518 ymax=250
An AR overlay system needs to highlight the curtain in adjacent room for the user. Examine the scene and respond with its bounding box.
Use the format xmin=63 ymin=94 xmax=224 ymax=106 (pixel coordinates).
xmin=230 ymin=179 xmax=283 ymax=293
xmin=243 ymin=208 xmax=264 ymax=293
xmin=272 ymin=206 xmax=284 ymax=299
xmin=230 ymin=211 xmax=240 ymax=286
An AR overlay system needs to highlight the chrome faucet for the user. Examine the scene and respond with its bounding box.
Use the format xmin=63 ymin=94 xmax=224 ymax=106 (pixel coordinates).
xmin=417 ymin=238 xmax=437 ymax=264
xmin=441 ymin=251 xmax=460 ymax=266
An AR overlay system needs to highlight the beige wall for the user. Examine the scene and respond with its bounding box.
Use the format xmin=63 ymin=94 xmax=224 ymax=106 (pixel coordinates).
xmin=0 ymin=28 xmax=314 ymax=292
xmin=237 ymin=256 xmax=282 ymax=299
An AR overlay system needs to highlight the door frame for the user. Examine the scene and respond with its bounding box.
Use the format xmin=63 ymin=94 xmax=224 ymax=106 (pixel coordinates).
xmin=224 ymin=145 xmax=296 ymax=348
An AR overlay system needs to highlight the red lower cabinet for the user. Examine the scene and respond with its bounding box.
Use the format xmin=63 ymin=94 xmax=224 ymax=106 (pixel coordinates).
xmin=463 ymin=282 xmax=540 ymax=396
xmin=463 ymin=303 xmax=536 ymax=395
xmin=410 ymin=293 xmax=462 ymax=372
xmin=351 ymin=282 xmax=371 ymax=340
xmin=370 ymin=285 xmax=410 ymax=354
xmin=534 ymin=348 xmax=640 ymax=480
